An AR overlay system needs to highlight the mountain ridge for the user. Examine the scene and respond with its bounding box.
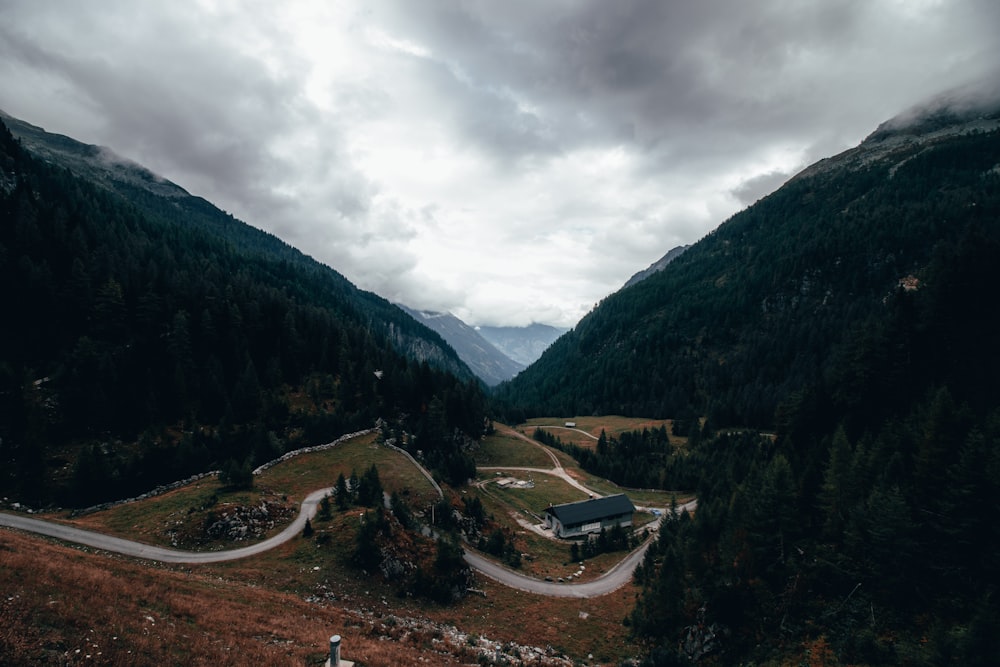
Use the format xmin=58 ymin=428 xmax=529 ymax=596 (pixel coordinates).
xmin=0 ymin=113 xmax=487 ymax=507
xmin=0 ymin=110 xmax=473 ymax=381
xmin=397 ymin=306 xmax=524 ymax=386
xmin=476 ymin=322 xmax=569 ymax=367
xmin=495 ymin=89 xmax=1000 ymax=425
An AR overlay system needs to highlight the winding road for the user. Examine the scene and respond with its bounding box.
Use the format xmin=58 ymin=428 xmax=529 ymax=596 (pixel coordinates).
xmin=0 ymin=428 xmax=694 ymax=597
xmin=483 ymin=424 xmax=595 ymax=497
xmin=0 ymin=487 xmax=332 ymax=564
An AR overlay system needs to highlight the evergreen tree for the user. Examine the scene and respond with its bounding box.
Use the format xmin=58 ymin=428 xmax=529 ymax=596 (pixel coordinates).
xmin=356 ymin=464 xmax=383 ymax=507
xmin=317 ymin=494 xmax=332 ymax=521
xmin=335 ymin=472 xmax=351 ymax=510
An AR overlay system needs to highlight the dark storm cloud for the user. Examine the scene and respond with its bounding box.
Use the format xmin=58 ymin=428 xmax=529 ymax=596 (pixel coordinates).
xmin=2 ymin=0 xmax=997 ymax=327
xmin=373 ymin=0 xmax=996 ymax=163
xmin=0 ymin=1 xmax=364 ymax=230
xmin=394 ymin=52 xmax=560 ymax=167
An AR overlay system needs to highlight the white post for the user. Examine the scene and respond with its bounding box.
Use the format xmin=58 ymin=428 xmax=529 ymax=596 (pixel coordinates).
xmin=329 ymin=634 xmax=341 ymax=666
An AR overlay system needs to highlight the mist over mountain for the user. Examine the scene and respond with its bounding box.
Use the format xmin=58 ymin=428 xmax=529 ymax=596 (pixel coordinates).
xmin=398 ymin=306 xmax=524 ymax=386
xmin=0 ymin=112 xmax=487 ymax=507
xmin=496 ymin=89 xmax=1000 ymax=426
xmin=476 ymin=323 xmax=569 ymax=367
xmin=494 ymin=84 xmax=1000 ymax=665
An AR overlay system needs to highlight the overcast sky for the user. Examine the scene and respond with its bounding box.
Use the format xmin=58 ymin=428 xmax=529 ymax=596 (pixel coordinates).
xmin=1 ymin=1 xmax=997 ymax=328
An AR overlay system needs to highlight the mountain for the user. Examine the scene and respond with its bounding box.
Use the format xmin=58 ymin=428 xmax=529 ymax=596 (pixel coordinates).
xmin=398 ymin=307 xmax=524 ymax=386
xmin=487 ymin=87 xmax=1000 ymax=664
xmin=0 ymin=112 xmax=487 ymax=507
xmin=622 ymin=244 xmax=689 ymax=288
xmin=495 ymin=91 xmax=1000 ymax=426
xmin=476 ymin=323 xmax=568 ymax=367
xmin=0 ymin=110 xmax=472 ymax=379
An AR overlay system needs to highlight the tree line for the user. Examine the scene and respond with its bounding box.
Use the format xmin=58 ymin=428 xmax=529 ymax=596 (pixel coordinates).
xmin=495 ymin=128 xmax=1000 ymax=430
xmin=0 ymin=120 xmax=487 ymax=507
xmin=628 ymin=217 xmax=1000 ymax=664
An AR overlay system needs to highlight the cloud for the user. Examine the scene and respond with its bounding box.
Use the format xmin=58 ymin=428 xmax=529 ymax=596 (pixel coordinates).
xmin=2 ymin=0 xmax=998 ymax=328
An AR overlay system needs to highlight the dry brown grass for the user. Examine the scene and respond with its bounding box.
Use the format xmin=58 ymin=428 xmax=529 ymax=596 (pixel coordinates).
xmin=6 ymin=428 xmax=663 ymax=665
xmin=1 ymin=524 xmax=644 ymax=666
xmin=63 ymin=433 xmax=439 ymax=549
xmin=0 ymin=529 xmax=488 ymax=666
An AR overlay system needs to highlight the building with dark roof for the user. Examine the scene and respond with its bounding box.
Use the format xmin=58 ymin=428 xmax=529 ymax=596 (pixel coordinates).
xmin=543 ymin=493 xmax=635 ymax=538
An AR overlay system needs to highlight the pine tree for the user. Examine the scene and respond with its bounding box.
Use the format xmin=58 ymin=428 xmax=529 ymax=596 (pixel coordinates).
xmin=335 ymin=472 xmax=350 ymax=510
xmin=318 ymin=494 xmax=332 ymax=521
xmin=819 ymin=425 xmax=854 ymax=538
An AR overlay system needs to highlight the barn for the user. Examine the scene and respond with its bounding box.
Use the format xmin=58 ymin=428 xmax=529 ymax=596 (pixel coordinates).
xmin=544 ymin=494 xmax=635 ymax=539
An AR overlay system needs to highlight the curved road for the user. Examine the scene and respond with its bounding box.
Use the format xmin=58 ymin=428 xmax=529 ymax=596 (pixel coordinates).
xmin=0 ymin=496 xmax=694 ymax=598
xmin=0 ymin=487 xmax=331 ymax=564
xmin=0 ymin=432 xmax=695 ymax=597
xmin=490 ymin=424 xmax=595 ymax=497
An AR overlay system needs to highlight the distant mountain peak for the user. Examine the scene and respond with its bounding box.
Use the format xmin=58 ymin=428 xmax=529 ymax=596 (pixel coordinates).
xmin=793 ymin=80 xmax=1000 ymax=184
xmin=0 ymin=111 xmax=190 ymax=199
xmin=870 ymin=74 xmax=1000 ymax=140
xmin=476 ymin=322 xmax=568 ymax=367
xmin=398 ymin=306 xmax=524 ymax=386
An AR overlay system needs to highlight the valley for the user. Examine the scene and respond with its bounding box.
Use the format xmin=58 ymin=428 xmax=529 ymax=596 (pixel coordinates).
xmin=3 ymin=86 xmax=1000 ymax=666
xmin=1 ymin=418 xmax=688 ymax=665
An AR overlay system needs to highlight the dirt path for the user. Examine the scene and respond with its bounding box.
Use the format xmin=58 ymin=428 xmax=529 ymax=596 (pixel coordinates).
xmin=492 ymin=424 xmax=595 ymax=497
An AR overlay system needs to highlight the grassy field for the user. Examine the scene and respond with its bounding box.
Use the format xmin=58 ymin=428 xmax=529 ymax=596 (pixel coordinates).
xmin=474 ymin=426 xmax=554 ymax=467
xmin=255 ymin=433 xmax=436 ymax=504
xmin=6 ymin=417 xmax=698 ymax=664
xmin=66 ymin=433 xmax=441 ymax=549
xmin=567 ymin=469 xmax=693 ymax=508
xmin=521 ymin=415 xmax=677 ymax=449
xmin=0 ymin=524 xmax=643 ymax=666
xmin=486 ymin=473 xmax=589 ymax=514
xmin=467 ymin=473 xmax=657 ymax=584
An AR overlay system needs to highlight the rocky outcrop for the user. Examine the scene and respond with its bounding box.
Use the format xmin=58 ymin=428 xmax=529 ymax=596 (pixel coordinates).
xmin=202 ymin=500 xmax=294 ymax=542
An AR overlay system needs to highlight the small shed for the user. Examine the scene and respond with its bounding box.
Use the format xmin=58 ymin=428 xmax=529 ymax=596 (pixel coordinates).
xmin=544 ymin=494 xmax=635 ymax=539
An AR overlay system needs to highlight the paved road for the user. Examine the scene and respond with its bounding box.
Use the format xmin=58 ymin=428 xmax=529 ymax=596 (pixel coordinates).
xmin=0 ymin=432 xmax=696 ymax=598
xmin=458 ymin=496 xmax=696 ymax=597
xmin=0 ymin=487 xmax=331 ymax=564
xmin=464 ymin=531 xmax=653 ymax=598
xmin=0 ymin=493 xmax=695 ymax=597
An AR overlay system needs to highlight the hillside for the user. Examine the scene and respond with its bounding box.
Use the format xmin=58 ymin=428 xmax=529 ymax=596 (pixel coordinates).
xmin=495 ymin=96 xmax=1000 ymax=428
xmin=0 ymin=115 xmax=487 ymax=507
xmin=488 ymin=90 xmax=1000 ymax=665
xmin=0 ymin=110 xmax=471 ymax=379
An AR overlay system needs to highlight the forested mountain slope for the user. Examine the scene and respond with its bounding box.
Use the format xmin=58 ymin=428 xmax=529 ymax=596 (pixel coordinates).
xmin=0 ymin=118 xmax=486 ymax=507
xmin=495 ymin=99 xmax=1000 ymax=428
xmin=0 ymin=110 xmax=471 ymax=379
xmin=622 ymin=244 xmax=689 ymax=289
xmin=510 ymin=93 xmax=1000 ymax=665
xmin=628 ymin=220 xmax=1000 ymax=663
